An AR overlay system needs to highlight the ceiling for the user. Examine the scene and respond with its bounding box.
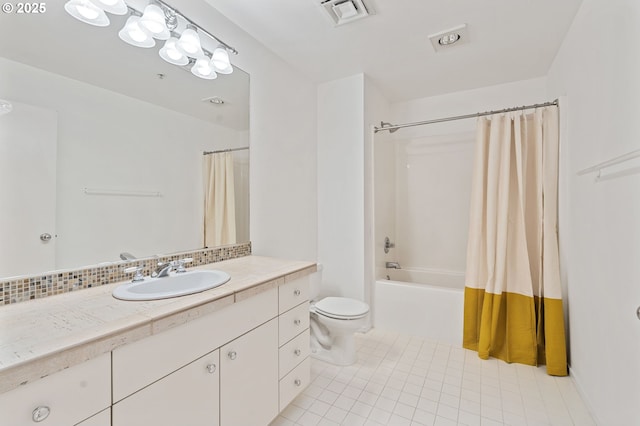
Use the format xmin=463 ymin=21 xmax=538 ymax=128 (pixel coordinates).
xmin=205 ymin=0 xmax=583 ymax=103
xmin=0 ymin=0 xmax=249 ymax=130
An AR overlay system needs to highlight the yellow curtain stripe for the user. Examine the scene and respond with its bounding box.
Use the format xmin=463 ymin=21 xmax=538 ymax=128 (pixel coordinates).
xmin=463 ymin=287 xmax=567 ymax=376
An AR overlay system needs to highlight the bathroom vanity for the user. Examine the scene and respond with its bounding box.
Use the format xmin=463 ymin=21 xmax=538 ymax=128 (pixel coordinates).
xmin=0 ymin=256 xmax=313 ymax=426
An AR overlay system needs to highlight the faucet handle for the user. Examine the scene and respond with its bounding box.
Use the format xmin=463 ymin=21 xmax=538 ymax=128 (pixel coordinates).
xmin=175 ymin=257 xmax=193 ymax=273
xmin=124 ymin=266 xmax=145 ymax=283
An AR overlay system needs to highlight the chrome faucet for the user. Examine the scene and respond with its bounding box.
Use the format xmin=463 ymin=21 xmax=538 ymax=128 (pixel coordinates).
xmin=151 ymin=257 xmax=193 ymax=278
xmin=152 ymin=261 xmax=175 ymax=278
xmin=385 ymin=261 xmax=401 ymax=269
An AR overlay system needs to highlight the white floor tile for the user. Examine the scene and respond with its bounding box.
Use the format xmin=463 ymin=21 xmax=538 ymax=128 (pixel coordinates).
xmin=272 ymin=330 xmax=596 ymax=426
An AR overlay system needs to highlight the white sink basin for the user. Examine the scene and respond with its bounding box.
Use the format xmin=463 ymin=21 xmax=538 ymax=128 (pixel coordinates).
xmin=113 ymin=270 xmax=231 ymax=301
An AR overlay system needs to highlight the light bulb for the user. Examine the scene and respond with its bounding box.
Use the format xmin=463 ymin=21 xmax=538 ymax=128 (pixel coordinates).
xmin=139 ymin=4 xmax=170 ymax=40
xmin=118 ymin=16 xmax=155 ymax=48
xmin=159 ymin=37 xmax=188 ymax=66
xmin=211 ymin=46 xmax=230 ymax=72
xmin=177 ymin=27 xmax=205 ymax=58
xmin=191 ymin=58 xmax=217 ymax=79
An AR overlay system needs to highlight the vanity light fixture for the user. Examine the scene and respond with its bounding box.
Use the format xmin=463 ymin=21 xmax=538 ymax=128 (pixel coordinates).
xmin=63 ymin=0 xmax=238 ymax=80
xmin=159 ymin=37 xmax=188 ymax=65
xmin=191 ymin=57 xmax=217 ymax=80
xmin=90 ymin=0 xmax=127 ymax=15
xmin=118 ymin=15 xmax=155 ymax=48
xmin=177 ymin=25 xmax=205 ymax=59
xmin=211 ymin=45 xmax=232 ymax=74
xmin=64 ymin=0 xmax=110 ymax=27
xmin=139 ymin=3 xmax=170 ymax=40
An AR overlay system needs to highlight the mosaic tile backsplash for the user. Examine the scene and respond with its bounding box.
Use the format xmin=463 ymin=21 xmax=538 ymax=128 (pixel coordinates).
xmin=0 ymin=242 xmax=251 ymax=306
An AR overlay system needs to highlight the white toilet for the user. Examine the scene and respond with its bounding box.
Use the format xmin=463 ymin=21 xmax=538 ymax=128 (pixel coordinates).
xmin=309 ymin=296 xmax=370 ymax=366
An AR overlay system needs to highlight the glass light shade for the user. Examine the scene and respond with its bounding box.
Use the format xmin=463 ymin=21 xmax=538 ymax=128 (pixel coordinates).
xmin=215 ymin=63 xmax=233 ymax=75
xmin=64 ymin=0 xmax=110 ymax=27
xmin=191 ymin=58 xmax=217 ymax=80
xmin=159 ymin=37 xmax=188 ymax=66
xmin=211 ymin=46 xmax=231 ymax=72
xmin=118 ymin=16 xmax=155 ymax=48
xmin=89 ymin=0 xmax=127 ymax=15
xmin=177 ymin=28 xmax=205 ymax=59
xmin=139 ymin=4 xmax=170 ymax=40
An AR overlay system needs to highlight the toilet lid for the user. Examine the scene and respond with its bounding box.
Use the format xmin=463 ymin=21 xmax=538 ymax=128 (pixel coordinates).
xmin=314 ymin=297 xmax=369 ymax=319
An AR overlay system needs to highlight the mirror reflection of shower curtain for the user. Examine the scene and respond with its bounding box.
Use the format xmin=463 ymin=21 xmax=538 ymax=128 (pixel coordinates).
xmin=203 ymin=152 xmax=236 ymax=247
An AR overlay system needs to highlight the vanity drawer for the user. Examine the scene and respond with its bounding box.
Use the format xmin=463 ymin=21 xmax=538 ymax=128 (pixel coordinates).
xmin=279 ymin=275 xmax=310 ymax=314
xmin=0 ymin=353 xmax=111 ymax=426
xmin=279 ymin=329 xmax=310 ymax=378
xmin=279 ymin=357 xmax=310 ymax=411
xmin=113 ymin=287 xmax=278 ymax=402
xmin=278 ymin=301 xmax=310 ymax=347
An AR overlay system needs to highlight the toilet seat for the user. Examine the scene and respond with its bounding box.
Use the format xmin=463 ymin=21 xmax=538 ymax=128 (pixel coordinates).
xmin=314 ymin=297 xmax=369 ymax=320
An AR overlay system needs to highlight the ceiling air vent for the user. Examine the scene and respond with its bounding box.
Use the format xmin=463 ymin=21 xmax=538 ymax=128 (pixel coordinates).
xmin=319 ymin=0 xmax=375 ymax=26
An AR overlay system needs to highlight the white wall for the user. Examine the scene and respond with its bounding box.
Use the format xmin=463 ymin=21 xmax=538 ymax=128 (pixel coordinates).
xmin=547 ymin=0 xmax=640 ymax=423
xmin=393 ymin=132 xmax=475 ymax=275
xmin=0 ymin=57 xmax=245 ymax=269
xmin=317 ymin=74 xmax=365 ymax=300
xmin=364 ymin=76 xmax=392 ymax=320
xmin=377 ymin=77 xmax=549 ymax=277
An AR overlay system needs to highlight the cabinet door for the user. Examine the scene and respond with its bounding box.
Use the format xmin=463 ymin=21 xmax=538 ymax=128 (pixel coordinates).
xmin=220 ymin=318 xmax=278 ymax=426
xmin=113 ymin=350 xmax=219 ymax=426
xmin=0 ymin=353 xmax=110 ymax=426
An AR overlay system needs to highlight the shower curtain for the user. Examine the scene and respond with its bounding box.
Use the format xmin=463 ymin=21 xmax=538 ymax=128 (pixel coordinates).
xmin=463 ymin=106 xmax=567 ymax=376
xmin=203 ymin=152 xmax=237 ymax=247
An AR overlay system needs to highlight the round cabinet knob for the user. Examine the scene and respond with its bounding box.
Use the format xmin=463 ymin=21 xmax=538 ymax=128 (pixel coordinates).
xmin=294 ymin=319 xmax=301 ymax=326
xmin=637 ymin=306 xmax=640 ymax=320
xmin=206 ymin=364 xmax=217 ymax=374
xmin=293 ymin=289 xmax=301 ymax=296
xmin=40 ymin=233 xmax=52 ymax=242
xmin=294 ymin=349 xmax=301 ymax=356
xmin=294 ymin=379 xmax=302 ymax=387
xmin=228 ymin=351 xmax=237 ymax=360
xmin=32 ymin=406 xmax=51 ymax=422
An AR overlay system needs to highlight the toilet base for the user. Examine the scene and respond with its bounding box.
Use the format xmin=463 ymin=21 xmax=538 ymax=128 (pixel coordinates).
xmin=310 ymin=332 xmax=357 ymax=366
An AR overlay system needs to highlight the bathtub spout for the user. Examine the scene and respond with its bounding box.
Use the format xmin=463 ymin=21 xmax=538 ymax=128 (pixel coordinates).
xmin=385 ymin=262 xmax=401 ymax=269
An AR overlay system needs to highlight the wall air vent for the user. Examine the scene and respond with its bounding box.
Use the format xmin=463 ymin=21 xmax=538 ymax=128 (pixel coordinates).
xmin=319 ymin=0 xmax=375 ymax=26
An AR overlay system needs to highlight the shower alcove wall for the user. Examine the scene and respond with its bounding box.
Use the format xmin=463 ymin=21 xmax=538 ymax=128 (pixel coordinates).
xmin=373 ymin=119 xmax=474 ymax=345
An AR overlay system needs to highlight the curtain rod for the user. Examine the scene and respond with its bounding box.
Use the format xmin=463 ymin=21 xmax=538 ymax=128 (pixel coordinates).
xmin=374 ymin=99 xmax=559 ymax=134
xmin=203 ymin=147 xmax=250 ymax=155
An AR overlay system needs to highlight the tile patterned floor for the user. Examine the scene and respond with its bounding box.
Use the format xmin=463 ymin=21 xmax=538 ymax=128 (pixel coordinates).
xmin=270 ymin=329 xmax=596 ymax=426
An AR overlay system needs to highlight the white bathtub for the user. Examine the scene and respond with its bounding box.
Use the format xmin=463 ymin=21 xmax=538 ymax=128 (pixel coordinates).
xmin=373 ymin=268 xmax=465 ymax=345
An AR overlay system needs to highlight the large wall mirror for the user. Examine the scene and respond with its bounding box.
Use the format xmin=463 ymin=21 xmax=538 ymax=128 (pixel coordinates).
xmin=0 ymin=1 xmax=250 ymax=280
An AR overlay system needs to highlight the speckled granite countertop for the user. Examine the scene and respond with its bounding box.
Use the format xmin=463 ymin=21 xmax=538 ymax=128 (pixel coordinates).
xmin=0 ymin=255 xmax=316 ymax=394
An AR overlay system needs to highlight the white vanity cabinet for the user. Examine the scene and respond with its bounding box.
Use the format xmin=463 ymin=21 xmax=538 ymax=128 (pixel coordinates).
xmin=278 ymin=275 xmax=311 ymax=411
xmin=0 ymin=353 xmax=111 ymax=426
xmin=220 ymin=318 xmax=278 ymax=425
xmin=112 ymin=286 xmax=281 ymax=426
xmin=0 ymin=264 xmax=315 ymax=426
xmin=112 ymin=350 xmax=220 ymax=426
xmin=76 ymin=409 xmax=111 ymax=426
